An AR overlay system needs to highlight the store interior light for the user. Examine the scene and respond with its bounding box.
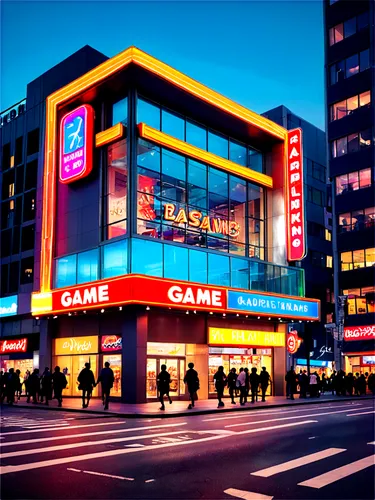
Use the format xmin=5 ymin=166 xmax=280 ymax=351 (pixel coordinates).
xmin=257 ymin=316 xmax=260 ymax=319
xmin=83 ymin=310 xmax=86 ymax=314
xmin=268 ymin=317 xmax=271 ymax=320
xmin=236 ymin=313 xmax=239 ymax=317
xmin=209 ymin=312 xmax=213 ymax=315
xmin=68 ymin=313 xmax=72 ymax=316
xmin=193 ymin=310 xmax=197 ymax=314
xmin=101 ymin=309 xmax=105 ymax=313
xmin=119 ymin=306 xmax=122 ymax=311
xmin=146 ymin=306 xmax=150 ymax=311
xmin=186 ymin=311 xmax=189 ymax=315
xmin=246 ymin=315 xmax=248 ymax=318
xmin=53 ymin=316 xmax=57 ymax=319
xmin=223 ymin=313 xmax=226 ymax=317
xmin=36 ymin=316 xmax=39 ymax=320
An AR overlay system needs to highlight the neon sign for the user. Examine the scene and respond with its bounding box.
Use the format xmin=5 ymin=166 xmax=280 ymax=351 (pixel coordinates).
xmin=344 ymin=325 xmax=375 ymax=341
xmin=287 ymin=330 xmax=302 ymax=354
xmin=54 ymin=336 xmax=98 ymax=355
xmin=286 ymin=128 xmax=306 ymax=261
xmin=208 ymin=328 xmax=285 ymax=347
xmin=163 ymin=203 xmax=240 ymax=237
xmin=0 ymin=295 xmax=18 ymax=317
xmin=59 ymin=104 xmax=94 ymax=184
xmin=0 ymin=338 xmax=27 ymax=353
xmin=101 ymin=335 xmax=122 ymax=352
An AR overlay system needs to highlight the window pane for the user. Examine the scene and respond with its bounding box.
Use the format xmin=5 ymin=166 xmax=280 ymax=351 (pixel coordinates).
xmin=347 ymin=95 xmax=358 ymax=114
xmin=208 ymin=167 xmax=228 ymax=198
xmin=329 ymin=28 xmax=335 ymax=46
xmin=346 ymin=54 xmax=359 ymax=78
xmin=248 ymin=148 xmax=263 ymax=173
xmin=353 ymin=249 xmax=365 ymax=268
xmin=352 ymin=210 xmax=364 ymax=231
xmin=337 ymin=60 xmax=345 ymax=82
xmin=208 ymin=253 xmax=229 ymax=286
xmin=330 ymin=65 xmax=337 ymax=85
xmin=186 ymin=121 xmax=207 ymax=150
xmin=161 ymin=109 xmax=185 ymax=141
xmin=365 ymin=248 xmax=375 ymax=267
xmin=208 ymin=131 xmax=228 ymax=159
xmin=102 ymin=240 xmax=128 ymax=278
xmin=161 ymin=149 xmax=186 ymax=184
xmin=55 ymin=254 xmax=77 ymax=288
xmin=333 ymin=100 xmax=347 ymax=120
xmin=137 ymin=99 xmax=160 ymax=130
xmin=231 ymin=257 xmax=249 ymax=289
xmin=347 ymin=133 xmax=359 ymax=153
xmin=360 ymin=49 xmax=370 ymax=71
xmin=107 ymin=220 xmax=127 ymax=241
xmin=359 ymin=168 xmax=371 ymax=188
xmin=112 ymin=98 xmax=127 ymax=126
xmin=249 ymin=261 xmax=265 ymax=291
xmin=343 ymin=18 xmax=356 ymax=38
xmin=188 ymin=249 xmax=207 ymax=283
xmin=164 ymin=245 xmax=188 ymax=280
xmin=359 ymin=91 xmax=371 ymax=107
xmin=229 ymin=140 xmax=246 ymax=166
xmin=77 ymin=249 xmax=99 ymax=284
xmin=348 ymin=171 xmax=359 ymax=191
xmin=357 ymin=12 xmax=369 ymax=31
xmin=336 ymin=137 xmax=347 ymax=157
xmin=137 ymin=139 xmax=161 ymax=173
xmin=107 ymin=139 xmax=127 ymax=235
xmin=341 ymin=251 xmax=352 ymax=271
xmin=359 ymin=129 xmax=372 ymax=148
xmin=334 ymin=23 xmax=344 ymax=42
xmin=339 ymin=213 xmax=351 ymax=232
xmin=131 ymin=238 xmax=163 ymax=276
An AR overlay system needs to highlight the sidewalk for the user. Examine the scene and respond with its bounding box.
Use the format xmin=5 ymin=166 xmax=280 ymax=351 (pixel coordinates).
xmin=7 ymin=394 xmax=373 ymax=418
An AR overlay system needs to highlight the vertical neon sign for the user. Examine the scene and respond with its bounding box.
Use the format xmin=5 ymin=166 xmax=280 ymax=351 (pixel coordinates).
xmin=59 ymin=104 xmax=94 ymax=184
xmin=286 ymin=128 xmax=306 ymax=261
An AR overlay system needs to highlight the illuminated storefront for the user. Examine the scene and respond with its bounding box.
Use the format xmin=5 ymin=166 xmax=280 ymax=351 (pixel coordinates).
xmin=343 ymin=325 xmax=375 ymax=376
xmin=0 ymin=335 xmax=39 ymax=383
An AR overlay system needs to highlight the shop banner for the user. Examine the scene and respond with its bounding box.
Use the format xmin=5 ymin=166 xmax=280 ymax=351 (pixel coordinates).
xmin=227 ymin=290 xmax=319 ymax=320
xmin=54 ymin=336 xmax=98 ymax=355
xmin=0 ymin=338 xmax=27 ymax=353
xmin=101 ymin=335 xmax=122 ymax=352
xmin=344 ymin=325 xmax=375 ymax=341
xmin=296 ymin=358 xmax=331 ymax=368
xmin=208 ymin=327 xmax=285 ymax=347
xmin=363 ymin=356 xmax=375 ymax=365
xmin=0 ymin=295 xmax=18 ymax=317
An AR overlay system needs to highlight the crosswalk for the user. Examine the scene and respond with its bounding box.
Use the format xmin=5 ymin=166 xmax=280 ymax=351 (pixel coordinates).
xmin=0 ymin=415 xmax=71 ymax=429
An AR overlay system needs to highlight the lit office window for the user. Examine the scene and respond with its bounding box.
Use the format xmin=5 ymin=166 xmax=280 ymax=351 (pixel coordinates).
xmin=102 ymin=240 xmax=128 ymax=278
xmin=55 ymin=254 xmax=77 ymax=288
xmin=77 ymin=249 xmax=99 ymax=284
xmin=112 ymin=98 xmax=128 ymax=126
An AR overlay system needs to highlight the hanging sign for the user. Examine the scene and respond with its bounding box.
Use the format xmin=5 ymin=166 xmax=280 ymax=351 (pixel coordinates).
xmin=0 ymin=338 xmax=28 ymax=353
xmin=101 ymin=335 xmax=122 ymax=352
xmin=344 ymin=325 xmax=375 ymax=341
xmin=287 ymin=330 xmax=302 ymax=354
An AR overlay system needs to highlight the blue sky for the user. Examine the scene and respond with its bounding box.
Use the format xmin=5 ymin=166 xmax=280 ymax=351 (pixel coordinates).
xmin=1 ymin=1 xmax=325 ymax=129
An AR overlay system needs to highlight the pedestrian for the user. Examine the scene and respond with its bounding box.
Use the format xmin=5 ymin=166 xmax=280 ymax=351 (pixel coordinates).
xmin=244 ymin=368 xmax=250 ymax=404
xmin=40 ymin=367 xmax=53 ymax=405
xmin=321 ymin=373 xmax=327 ymax=394
xmin=157 ymin=364 xmax=172 ymax=411
xmin=368 ymin=373 xmax=375 ymax=395
xmin=309 ymin=372 xmax=318 ymax=397
xmin=0 ymin=370 xmax=8 ymax=402
xmin=78 ymin=362 xmax=96 ymax=408
xmin=299 ymin=370 xmax=309 ymax=398
xmin=213 ymin=365 xmax=227 ymax=408
xmin=15 ymin=369 xmax=22 ymax=401
xmin=97 ymin=361 xmax=115 ymax=410
xmin=227 ymin=367 xmax=237 ymax=404
xmin=315 ymin=372 xmax=321 ymax=397
xmin=259 ymin=366 xmax=270 ymax=402
xmin=358 ymin=374 xmax=366 ymax=395
xmin=285 ymin=368 xmax=297 ymax=400
xmin=52 ymin=366 xmax=67 ymax=407
xmin=28 ymin=369 xmax=40 ymax=404
xmin=354 ymin=372 xmax=360 ymax=396
xmin=183 ymin=362 xmax=199 ymax=410
xmin=249 ymin=367 xmax=260 ymax=403
xmin=330 ymin=370 xmax=337 ymax=395
xmin=237 ymin=367 xmax=247 ymax=406
xmin=346 ymin=372 xmax=354 ymax=396
xmin=24 ymin=370 xmax=31 ymax=402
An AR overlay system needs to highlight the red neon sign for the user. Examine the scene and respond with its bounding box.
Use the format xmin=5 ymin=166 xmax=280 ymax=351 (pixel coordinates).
xmin=101 ymin=335 xmax=122 ymax=352
xmin=344 ymin=325 xmax=375 ymax=341
xmin=0 ymin=338 xmax=28 ymax=353
xmin=59 ymin=104 xmax=94 ymax=184
xmin=286 ymin=129 xmax=306 ymax=261
xmin=287 ymin=330 xmax=301 ymax=354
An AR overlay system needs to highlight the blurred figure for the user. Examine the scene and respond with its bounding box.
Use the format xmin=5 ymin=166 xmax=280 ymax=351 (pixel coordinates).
xmin=359 ymin=373 xmax=366 ymax=395
xmin=259 ymin=367 xmax=270 ymax=402
xmin=227 ymin=368 xmax=237 ymax=404
xmin=237 ymin=368 xmax=247 ymax=406
xmin=285 ymin=368 xmax=297 ymax=400
xmin=354 ymin=372 xmax=360 ymax=396
xmin=157 ymin=364 xmax=171 ymax=411
xmin=309 ymin=372 xmax=318 ymax=397
xmin=346 ymin=372 xmax=354 ymax=396
xmin=28 ymin=369 xmax=40 ymax=404
xmin=184 ymin=363 xmax=199 ymax=410
xmin=299 ymin=370 xmax=309 ymax=398
xmin=330 ymin=370 xmax=337 ymax=395
xmin=249 ymin=367 xmax=260 ymax=403
xmin=15 ymin=369 xmax=22 ymax=401
xmin=6 ymin=368 xmax=16 ymax=405
xmin=244 ymin=368 xmax=250 ymax=404
xmin=52 ymin=366 xmax=67 ymax=407
xmin=40 ymin=367 xmax=53 ymax=405
xmin=24 ymin=370 xmax=31 ymax=402
xmin=214 ymin=365 xmax=227 ymax=408
xmin=78 ymin=363 xmax=96 ymax=408
xmin=368 ymin=373 xmax=375 ymax=395
xmin=321 ymin=373 xmax=327 ymax=394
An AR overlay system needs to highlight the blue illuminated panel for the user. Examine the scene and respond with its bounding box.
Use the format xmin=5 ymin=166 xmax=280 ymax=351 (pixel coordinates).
xmin=0 ymin=295 xmax=18 ymax=317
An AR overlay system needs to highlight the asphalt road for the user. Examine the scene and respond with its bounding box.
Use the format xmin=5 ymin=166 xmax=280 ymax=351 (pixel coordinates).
xmin=1 ymin=399 xmax=374 ymax=500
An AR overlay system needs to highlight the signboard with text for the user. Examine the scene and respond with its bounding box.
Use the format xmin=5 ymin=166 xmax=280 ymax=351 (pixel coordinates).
xmin=287 ymin=330 xmax=302 ymax=354
xmin=54 ymin=336 xmax=98 ymax=355
xmin=208 ymin=327 xmax=285 ymax=347
xmin=286 ymin=128 xmax=306 ymax=261
xmin=344 ymin=325 xmax=375 ymax=341
xmin=0 ymin=338 xmax=27 ymax=354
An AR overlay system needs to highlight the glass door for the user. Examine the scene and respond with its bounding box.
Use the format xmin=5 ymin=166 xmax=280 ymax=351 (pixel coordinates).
xmin=146 ymin=358 xmax=157 ymax=398
xmin=146 ymin=358 xmax=185 ymax=399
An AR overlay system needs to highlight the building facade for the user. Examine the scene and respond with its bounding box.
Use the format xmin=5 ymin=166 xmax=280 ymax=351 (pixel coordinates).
xmin=262 ymin=106 xmax=335 ymax=376
xmin=1 ymin=46 xmax=320 ymax=403
xmin=324 ymin=0 xmax=375 ymax=373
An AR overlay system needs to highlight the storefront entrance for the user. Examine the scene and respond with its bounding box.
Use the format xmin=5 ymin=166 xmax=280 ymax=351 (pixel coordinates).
xmin=146 ymin=343 xmax=186 ymax=400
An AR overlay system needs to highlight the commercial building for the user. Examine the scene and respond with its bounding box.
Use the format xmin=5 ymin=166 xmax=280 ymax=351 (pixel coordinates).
xmin=263 ymin=106 xmax=334 ymax=376
xmin=324 ymin=0 xmax=375 ymax=374
xmin=1 ymin=46 xmax=320 ymax=402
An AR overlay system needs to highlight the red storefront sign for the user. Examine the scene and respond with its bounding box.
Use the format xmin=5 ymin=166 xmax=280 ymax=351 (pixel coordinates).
xmin=344 ymin=325 xmax=375 ymax=341
xmin=51 ymin=275 xmax=227 ymax=314
xmin=287 ymin=330 xmax=301 ymax=354
xmin=101 ymin=335 xmax=122 ymax=352
xmin=286 ymin=128 xmax=306 ymax=261
xmin=0 ymin=338 xmax=28 ymax=353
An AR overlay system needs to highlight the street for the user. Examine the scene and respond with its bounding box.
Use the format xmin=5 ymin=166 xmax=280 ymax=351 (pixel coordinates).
xmin=1 ymin=399 xmax=374 ymax=499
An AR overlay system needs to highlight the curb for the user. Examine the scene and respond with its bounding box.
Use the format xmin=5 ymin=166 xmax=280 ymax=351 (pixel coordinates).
xmin=3 ymin=396 xmax=373 ymax=419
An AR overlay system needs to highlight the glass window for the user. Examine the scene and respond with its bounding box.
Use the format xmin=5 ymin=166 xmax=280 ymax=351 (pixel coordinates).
xmin=55 ymin=254 xmax=77 ymax=288
xmin=346 ymin=54 xmax=359 ymax=78
xmin=327 ymin=256 xmax=333 ymax=268
xmin=164 ymin=245 xmax=188 ymax=280
xmin=339 ymin=213 xmax=351 ymax=231
xmin=208 ymin=253 xmax=229 ymax=286
xmin=359 ymin=91 xmax=371 ymax=107
xmin=353 ymin=249 xmax=365 ymax=269
xmin=137 ymin=99 xmax=160 ymax=130
xmin=132 ymin=238 xmax=163 ymax=277
xmin=336 ymin=136 xmax=347 ymax=157
xmin=348 ymin=171 xmax=359 ymax=191
xmin=229 ymin=140 xmax=247 ymax=166
xmin=189 ymin=249 xmax=207 ymax=283
xmin=161 ymin=149 xmax=186 ymax=184
xmin=347 ymin=95 xmax=358 ymax=114
xmin=341 ymin=251 xmax=352 ymax=271
xmin=331 ymin=100 xmax=346 ymax=121
xmin=365 ymin=248 xmax=375 ymax=267
xmin=357 ymin=12 xmax=369 ymax=31
xmin=161 ymin=109 xmax=185 ymax=141
xmin=249 ymin=261 xmax=265 ymax=291
xmin=186 ymin=121 xmax=207 ymax=150
xmin=343 ymin=17 xmax=356 ymax=38
xmin=347 ymin=133 xmax=359 ymax=153
xmin=360 ymin=49 xmax=370 ymax=71
xmin=106 ymin=140 xmax=127 ymax=240
xmin=77 ymin=249 xmax=99 ymax=284
xmin=112 ymin=98 xmax=127 ymax=126
xmin=137 ymin=140 xmax=160 ymax=173
xmin=231 ymin=257 xmax=249 ymax=289
xmin=102 ymin=240 xmax=128 ymax=278
xmin=329 ymin=28 xmax=335 ymax=47
xmin=208 ymin=131 xmax=228 ymax=159
xmin=359 ymin=168 xmax=371 ymax=188
xmin=248 ymin=148 xmax=263 ymax=173
xmin=359 ymin=129 xmax=372 ymax=148
xmin=188 ymin=159 xmax=207 ymax=209
xmin=334 ymin=23 xmax=344 ymax=43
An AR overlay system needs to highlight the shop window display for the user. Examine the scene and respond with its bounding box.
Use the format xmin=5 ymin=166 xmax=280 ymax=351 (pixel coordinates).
xmin=106 ymin=139 xmax=127 ymax=240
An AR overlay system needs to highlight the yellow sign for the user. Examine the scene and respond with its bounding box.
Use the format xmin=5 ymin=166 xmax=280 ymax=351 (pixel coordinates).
xmin=208 ymin=327 xmax=285 ymax=347
xmin=54 ymin=336 xmax=98 ymax=355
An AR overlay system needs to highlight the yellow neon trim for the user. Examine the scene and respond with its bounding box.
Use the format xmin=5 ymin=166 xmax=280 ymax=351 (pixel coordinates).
xmin=139 ymin=123 xmax=273 ymax=188
xmin=31 ymin=292 xmax=53 ymax=314
xmin=95 ymin=123 xmax=124 ymax=147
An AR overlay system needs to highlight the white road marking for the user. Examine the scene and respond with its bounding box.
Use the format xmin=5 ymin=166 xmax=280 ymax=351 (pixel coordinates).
xmin=226 ymin=407 xmax=374 ymax=428
xmin=125 ymin=444 xmax=145 ymax=447
xmin=251 ymin=448 xmax=346 ymax=477
xmin=299 ymin=454 xmax=375 ymax=489
xmin=1 ymin=422 xmax=186 ymax=447
xmin=24 ymin=423 xmax=70 ymax=429
xmin=225 ymin=487 xmax=273 ymax=499
xmin=0 ymin=421 xmax=316 ymax=475
xmin=347 ymin=411 xmax=375 ymax=417
xmin=0 ymin=420 xmax=127 ymax=437
xmin=367 ymin=442 xmax=375 ymax=445
xmin=82 ymin=470 xmax=134 ymax=481
xmin=308 ymin=437 xmax=316 ymax=440
xmin=67 ymin=468 xmax=81 ymax=472
xmin=145 ymin=479 xmax=155 ymax=483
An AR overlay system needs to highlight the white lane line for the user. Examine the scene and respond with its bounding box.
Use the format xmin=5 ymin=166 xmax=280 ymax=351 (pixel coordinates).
xmin=224 ymin=487 xmax=273 ymax=499
xmin=202 ymin=404 xmax=363 ymax=422
xmin=67 ymin=468 xmax=81 ymax=472
xmin=367 ymin=442 xmax=375 ymax=445
xmin=226 ymin=407 xmax=374 ymax=428
xmin=82 ymin=470 xmax=134 ymax=481
xmin=299 ymin=455 xmax=375 ymax=489
xmin=251 ymin=448 xmax=346 ymax=477
xmin=24 ymin=424 xmax=70 ymax=429
xmin=0 ymin=421 xmax=316 ymax=475
xmin=308 ymin=437 xmax=316 ymax=440
xmin=1 ymin=422 xmax=186 ymax=447
xmin=125 ymin=444 xmax=145 ymax=448
xmin=347 ymin=411 xmax=375 ymax=417
xmin=145 ymin=479 xmax=155 ymax=483
xmin=0 ymin=420 xmax=127 ymax=437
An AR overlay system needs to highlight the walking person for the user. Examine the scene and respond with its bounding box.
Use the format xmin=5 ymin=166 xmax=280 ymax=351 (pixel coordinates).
xmin=358 ymin=373 xmax=366 ymax=395
xmin=330 ymin=370 xmax=337 ymax=395
xmin=346 ymin=372 xmax=354 ymax=396
xmin=299 ymin=370 xmax=309 ymax=398
xmin=52 ymin=366 xmax=67 ymax=407
xmin=183 ymin=362 xmax=199 ymax=410
xmin=0 ymin=370 xmax=8 ymax=402
xmin=285 ymin=368 xmax=297 ymax=400
xmin=368 ymin=372 xmax=375 ymax=395
xmin=78 ymin=362 xmax=96 ymax=408
xmin=157 ymin=364 xmax=172 ymax=411
xmin=40 ymin=367 xmax=53 ymax=405
xmin=309 ymin=372 xmax=318 ymax=397
xmin=28 ymin=369 xmax=40 ymax=404
xmin=213 ymin=366 xmax=227 ymax=408
xmin=237 ymin=367 xmax=247 ymax=406
xmin=97 ymin=361 xmax=115 ymax=410
xmin=227 ymin=368 xmax=237 ymax=404
xmin=244 ymin=368 xmax=250 ymax=404
xmin=24 ymin=370 xmax=31 ymax=402
xmin=259 ymin=366 xmax=270 ymax=402
xmin=15 ymin=369 xmax=22 ymax=402
xmin=321 ymin=373 xmax=327 ymax=394
xmin=249 ymin=367 xmax=260 ymax=403
xmin=354 ymin=372 xmax=360 ymax=396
